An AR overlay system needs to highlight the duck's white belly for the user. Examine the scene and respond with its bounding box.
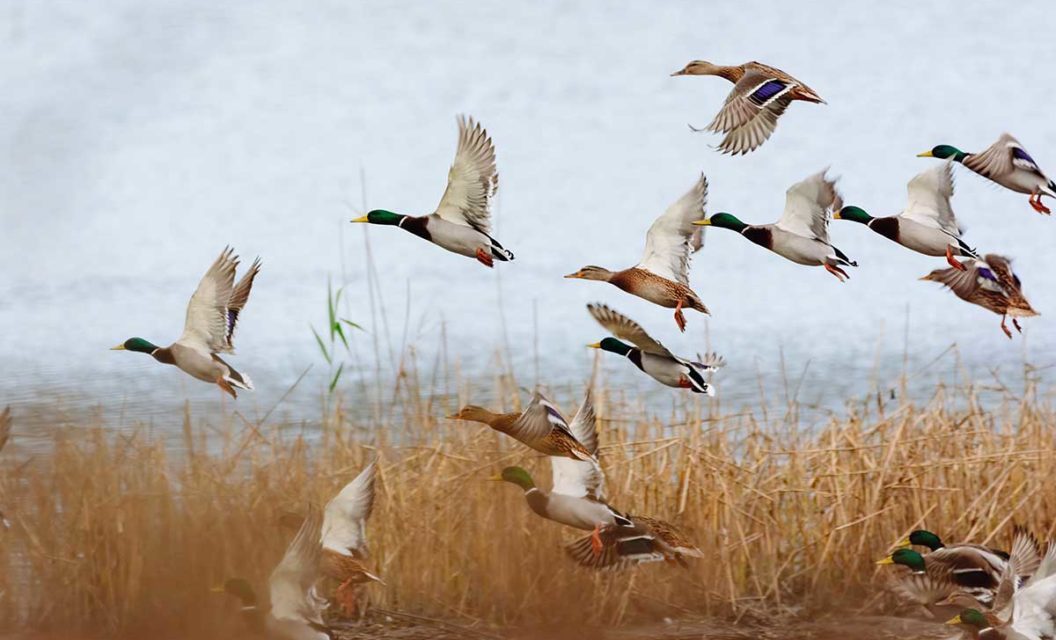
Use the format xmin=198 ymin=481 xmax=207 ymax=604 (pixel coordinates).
xmin=426 ymin=215 xmax=489 ymax=258
xmin=640 ymin=353 xmax=684 ymax=388
xmin=543 ymin=494 xmax=619 ymax=530
xmin=769 ymin=230 xmax=830 ymax=265
xmin=170 ymin=344 xmax=224 ymax=382
xmin=895 ymin=219 xmax=954 ymax=256
xmin=996 ymin=168 xmax=1043 ymax=194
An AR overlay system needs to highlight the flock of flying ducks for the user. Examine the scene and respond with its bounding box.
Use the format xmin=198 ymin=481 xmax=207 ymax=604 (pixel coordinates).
xmin=90 ymin=59 xmax=1055 ymax=638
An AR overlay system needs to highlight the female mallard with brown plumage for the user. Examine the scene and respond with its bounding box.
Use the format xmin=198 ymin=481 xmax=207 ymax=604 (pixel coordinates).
xmin=671 ymin=60 xmax=824 ymax=155
xmin=351 ymin=116 xmax=514 ymax=267
xmin=111 ymin=247 xmax=260 ymax=398
xmin=835 ymin=162 xmax=979 ymax=269
xmin=921 ymin=254 xmax=1038 ymax=338
xmin=449 ymin=391 xmax=596 ymax=462
xmin=565 ymin=174 xmax=708 ymax=332
xmin=493 ymin=389 xmax=703 ymax=569
xmin=919 ymin=133 xmax=1056 ymax=215
xmin=320 ymin=460 xmax=382 ymax=617
xmin=695 ymin=170 xmax=857 ymax=281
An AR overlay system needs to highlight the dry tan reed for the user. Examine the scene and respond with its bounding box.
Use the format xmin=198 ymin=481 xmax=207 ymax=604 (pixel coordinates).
xmin=2 ymin=366 xmax=1056 ymax=638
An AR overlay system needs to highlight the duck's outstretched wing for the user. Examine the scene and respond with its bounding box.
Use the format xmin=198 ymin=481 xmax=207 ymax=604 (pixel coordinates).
xmin=587 ymin=303 xmax=672 ymax=357
xmin=321 ymin=460 xmax=376 ymax=557
xmin=776 ymin=171 xmax=840 ymax=243
xmin=269 ymin=504 xmax=325 ymax=627
xmin=636 ymin=174 xmax=708 ymax=285
xmin=551 ymin=389 xmax=605 ymax=500
xmin=434 ymin=115 xmax=499 ymax=234
xmin=178 ymin=247 xmax=240 ymax=353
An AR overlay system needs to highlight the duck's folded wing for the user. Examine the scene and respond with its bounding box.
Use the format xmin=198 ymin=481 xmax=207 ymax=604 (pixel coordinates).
xmin=321 ymin=460 xmax=376 ymax=555
xmin=775 ymin=171 xmax=840 ymax=242
xmin=433 ymin=115 xmax=498 ymax=234
xmin=901 ymin=162 xmax=961 ymax=236
xmin=636 ymin=174 xmax=708 ymax=285
xmin=177 ymin=247 xmax=240 ymax=353
xmin=587 ymin=303 xmax=672 ymax=357
xmin=706 ymin=70 xmax=794 ymax=134
xmin=964 ymin=133 xmax=1045 ymax=179
xmin=269 ymin=504 xmax=325 ymax=625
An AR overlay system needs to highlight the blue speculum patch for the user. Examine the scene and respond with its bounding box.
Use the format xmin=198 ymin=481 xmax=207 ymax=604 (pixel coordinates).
xmin=749 ymin=79 xmax=787 ymax=105
xmin=1012 ymin=146 xmax=1037 ymax=167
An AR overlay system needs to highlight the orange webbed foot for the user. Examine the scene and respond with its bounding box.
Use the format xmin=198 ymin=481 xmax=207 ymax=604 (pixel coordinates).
xmin=824 ymin=263 xmax=848 ymax=282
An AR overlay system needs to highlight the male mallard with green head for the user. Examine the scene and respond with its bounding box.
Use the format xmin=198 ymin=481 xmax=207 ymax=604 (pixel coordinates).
xmin=921 ymin=254 xmax=1038 ymax=338
xmin=351 ymin=116 xmax=513 ymax=267
xmin=586 ymin=303 xmax=724 ymax=396
xmin=450 ymin=391 xmax=597 ymax=462
xmin=493 ymin=389 xmax=703 ymax=568
xmin=919 ymin=133 xmax=1056 ymax=215
xmin=112 ymin=247 xmax=260 ymax=398
xmin=835 ymin=162 xmax=979 ymax=270
xmin=671 ymin=60 xmax=824 ymax=155
xmin=565 ymin=174 xmax=709 ymax=332
xmin=946 ymin=537 xmax=1056 ymax=640
xmin=694 ymin=170 xmax=857 ymax=280
xmin=320 ymin=460 xmax=383 ymax=618
xmin=216 ymin=506 xmax=332 ymax=640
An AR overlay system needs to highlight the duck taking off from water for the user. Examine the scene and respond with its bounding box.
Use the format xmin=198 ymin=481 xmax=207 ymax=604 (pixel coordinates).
xmin=835 ymin=162 xmax=979 ymax=269
xmin=112 ymin=247 xmax=260 ymax=398
xmin=921 ymin=254 xmax=1038 ymax=339
xmin=586 ymin=303 xmax=724 ymax=395
xmin=565 ymin=174 xmax=709 ymax=332
xmin=351 ymin=116 xmax=514 ymax=267
xmin=919 ymin=133 xmax=1056 ymax=215
xmin=671 ymin=60 xmax=824 ymax=155
xmin=695 ymin=170 xmax=856 ymax=281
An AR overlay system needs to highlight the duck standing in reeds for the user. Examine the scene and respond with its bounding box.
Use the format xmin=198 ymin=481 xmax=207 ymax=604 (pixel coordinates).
xmin=919 ymin=133 xmax=1056 ymax=215
xmin=695 ymin=170 xmax=857 ymax=281
xmin=217 ymin=506 xmax=331 ymax=640
xmin=449 ymin=391 xmax=597 ymax=462
xmin=835 ymin=162 xmax=979 ymax=269
xmin=493 ymin=390 xmax=703 ymax=568
xmin=565 ymin=174 xmax=709 ymax=332
xmin=586 ymin=303 xmax=724 ymax=395
xmin=351 ymin=116 xmax=514 ymax=267
xmin=111 ymin=247 xmax=260 ymax=398
xmin=921 ymin=255 xmax=1038 ymax=338
xmin=671 ymin=60 xmax=824 ymax=155
xmin=320 ymin=460 xmax=382 ymax=617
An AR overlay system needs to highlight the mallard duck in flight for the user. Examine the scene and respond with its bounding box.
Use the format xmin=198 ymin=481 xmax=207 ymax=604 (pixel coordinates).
xmin=320 ymin=460 xmax=382 ymax=618
xmin=351 ymin=116 xmax=514 ymax=267
xmin=112 ymin=247 xmax=260 ymax=398
xmin=216 ymin=506 xmax=331 ymax=640
xmin=449 ymin=391 xmax=596 ymax=462
xmin=586 ymin=303 xmax=724 ymax=395
xmin=671 ymin=60 xmax=824 ymax=155
xmin=835 ymin=162 xmax=979 ymax=270
xmin=493 ymin=389 xmax=703 ymax=569
xmin=919 ymin=133 xmax=1056 ymax=215
xmin=565 ymin=174 xmax=709 ymax=332
xmin=921 ymin=254 xmax=1038 ymax=338
xmin=695 ymin=170 xmax=857 ymax=281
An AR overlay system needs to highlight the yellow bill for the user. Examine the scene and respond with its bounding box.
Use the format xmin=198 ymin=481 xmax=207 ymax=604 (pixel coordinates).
xmin=917 ymin=150 xmax=934 ymax=158
xmin=945 ymin=615 xmax=962 ymax=625
xmin=692 ymin=218 xmax=712 ymax=226
xmin=586 ymin=342 xmax=602 ymax=349
xmin=351 ymin=215 xmax=370 ymax=223
xmin=110 ymin=344 xmax=126 ymax=351
xmin=875 ymin=555 xmax=894 ymax=565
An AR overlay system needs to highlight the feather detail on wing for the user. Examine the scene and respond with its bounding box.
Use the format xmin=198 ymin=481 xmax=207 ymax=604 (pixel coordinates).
xmin=508 ymin=392 xmax=580 ymax=446
xmin=177 ymin=247 xmax=239 ymax=353
xmin=434 ymin=115 xmax=499 ymax=234
xmin=587 ymin=303 xmax=672 ymax=357
xmin=964 ymin=133 xmax=1047 ymax=180
xmin=776 ymin=170 xmax=841 ymax=242
xmin=321 ymin=461 xmax=376 ymax=557
xmin=900 ymin=162 xmax=961 ymax=236
xmin=223 ymin=257 xmax=261 ymax=351
xmin=636 ymin=174 xmax=708 ymax=285
xmin=551 ymin=389 xmax=605 ymax=500
xmin=269 ymin=504 xmax=325 ymax=625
